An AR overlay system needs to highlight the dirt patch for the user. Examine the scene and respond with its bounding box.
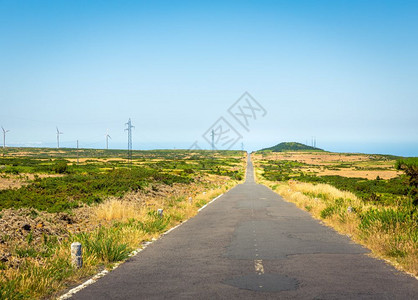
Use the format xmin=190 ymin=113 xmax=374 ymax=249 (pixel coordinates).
xmin=261 ymin=152 xmax=374 ymax=165
xmin=312 ymin=168 xmax=401 ymax=180
xmin=0 ymin=173 xmax=64 ymax=190
xmin=0 ymin=207 xmax=93 ymax=268
xmin=0 ymin=172 xmax=230 ymax=270
xmin=254 ymin=152 xmax=400 ymax=180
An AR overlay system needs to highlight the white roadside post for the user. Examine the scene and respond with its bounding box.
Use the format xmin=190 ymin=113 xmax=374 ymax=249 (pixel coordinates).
xmin=71 ymin=242 xmax=83 ymax=268
xmin=157 ymin=209 xmax=164 ymax=217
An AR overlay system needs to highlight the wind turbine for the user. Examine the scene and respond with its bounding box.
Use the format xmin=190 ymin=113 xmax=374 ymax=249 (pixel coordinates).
xmin=56 ymin=127 xmax=63 ymax=148
xmin=1 ymin=126 xmax=10 ymax=148
xmin=105 ymin=130 xmax=111 ymax=150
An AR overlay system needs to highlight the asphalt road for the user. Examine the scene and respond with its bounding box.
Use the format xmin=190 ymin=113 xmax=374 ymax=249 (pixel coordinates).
xmin=72 ymin=156 xmax=417 ymax=299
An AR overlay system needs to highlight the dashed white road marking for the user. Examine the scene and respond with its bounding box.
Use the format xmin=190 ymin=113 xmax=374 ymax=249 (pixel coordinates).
xmin=254 ymin=259 xmax=265 ymax=275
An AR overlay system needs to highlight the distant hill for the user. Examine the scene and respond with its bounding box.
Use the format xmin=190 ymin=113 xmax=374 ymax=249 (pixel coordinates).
xmin=259 ymin=142 xmax=324 ymax=152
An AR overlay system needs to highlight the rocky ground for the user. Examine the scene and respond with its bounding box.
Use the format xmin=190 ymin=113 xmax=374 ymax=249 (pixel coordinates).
xmin=0 ymin=174 xmax=227 ymax=270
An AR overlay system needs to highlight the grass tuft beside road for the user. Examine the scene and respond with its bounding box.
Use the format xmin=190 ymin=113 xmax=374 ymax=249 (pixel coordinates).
xmin=253 ymin=153 xmax=418 ymax=277
xmin=0 ymin=148 xmax=246 ymax=299
xmin=0 ymin=182 xmax=238 ymax=299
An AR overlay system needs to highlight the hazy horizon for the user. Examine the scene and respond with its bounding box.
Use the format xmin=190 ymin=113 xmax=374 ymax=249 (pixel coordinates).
xmin=4 ymin=140 xmax=418 ymax=157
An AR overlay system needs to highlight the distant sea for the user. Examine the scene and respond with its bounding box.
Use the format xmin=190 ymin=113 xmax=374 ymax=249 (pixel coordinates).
xmin=318 ymin=142 xmax=418 ymax=158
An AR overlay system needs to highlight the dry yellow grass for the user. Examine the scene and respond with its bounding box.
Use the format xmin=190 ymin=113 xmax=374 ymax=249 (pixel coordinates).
xmin=259 ymin=178 xmax=417 ymax=276
xmin=252 ymin=153 xmax=417 ymax=276
xmin=252 ymin=151 xmax=401 ymax=179
xmin=271 ymin=181 xmax=364 ymax=236
xmin=94 ymin=198 xmax=142 ymax=221
xmin=1 ymin=182 xmax=240 ymax=299
xmin=312 ymin=168 xmax=400 ymax=180
xmin=0 ymin=173 xmax=63 ymax=190
xmin=94 ymin=181 xmax=237 ymax=223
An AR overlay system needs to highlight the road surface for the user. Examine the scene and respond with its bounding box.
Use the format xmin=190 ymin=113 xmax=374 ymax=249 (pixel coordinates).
xmin=72 ymin=156 xmax=417 ymax=299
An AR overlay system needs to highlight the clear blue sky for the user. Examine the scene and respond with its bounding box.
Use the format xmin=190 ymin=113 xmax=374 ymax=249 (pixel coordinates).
xmin=1 ymin=0 xmax=417 ymax=156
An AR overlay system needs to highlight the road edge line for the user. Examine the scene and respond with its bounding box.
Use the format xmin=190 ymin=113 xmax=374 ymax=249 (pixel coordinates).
xmin=197 ymin=193 xmax=223 ymax=212
xmin=58 ymin=191 xmax=226 ymax=299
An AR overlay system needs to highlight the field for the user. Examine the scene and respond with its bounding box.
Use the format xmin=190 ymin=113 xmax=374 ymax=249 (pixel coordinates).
xmin=253 ymin=151 xmax=417 ymax=276
xmin=0 ymin=147 xmax=246 ymax=299
xmin=255 ymin=151 xmax=401 ymax=179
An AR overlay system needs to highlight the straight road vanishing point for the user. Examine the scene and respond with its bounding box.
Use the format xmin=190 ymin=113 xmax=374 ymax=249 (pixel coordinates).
xmin=72 ymin=156 xmax=417 ymax=299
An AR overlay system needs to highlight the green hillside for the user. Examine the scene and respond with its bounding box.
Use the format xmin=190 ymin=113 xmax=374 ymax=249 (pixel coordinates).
xmin=259 ymin=142 xmax=324 ymax=152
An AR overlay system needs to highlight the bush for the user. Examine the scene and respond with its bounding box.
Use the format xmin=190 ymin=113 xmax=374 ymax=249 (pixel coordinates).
xmin=396 ymin=158 xmax=418 ymax=205
xmin=52 ymin=161 xmax=68 ymax=174
xmin=0 ymin=167 xmax=193 ymax=212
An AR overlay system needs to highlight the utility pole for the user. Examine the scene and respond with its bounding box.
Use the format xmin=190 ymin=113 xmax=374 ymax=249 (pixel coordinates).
xmin=125 ymin=118 xmax=134 ymax=164
xmin=56 ymin=127 xmax=63 ymax=149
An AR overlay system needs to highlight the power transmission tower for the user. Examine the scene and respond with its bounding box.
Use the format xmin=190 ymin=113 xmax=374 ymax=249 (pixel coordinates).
xmin=56 ymin=127 xmax=63 ymax=148
xmin=125 ymin=118 xmax=134 ymax=163
xmin=105 ymin=130 xmax=111 ymax=150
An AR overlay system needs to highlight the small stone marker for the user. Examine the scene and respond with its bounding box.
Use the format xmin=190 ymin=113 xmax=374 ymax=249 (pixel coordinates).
xmin=71 ymin=242 xmax=83 ymax=268
xmin=188 ymin=197 xmax=193 ymax=204
xmin=157 ymin=209 xmax=164 ymax=217
xmin=347 ymin=206 xmax=353 ymax=213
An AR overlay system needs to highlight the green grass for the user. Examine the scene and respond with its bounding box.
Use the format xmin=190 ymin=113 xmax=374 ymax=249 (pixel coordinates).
xmin=296 ymin=175 xmax=408 ymax=204
xmin=0 ymin=148 xmax=246 ymax=299
xmin=73 ymin=227 xmax=133 ymax=263
xmin=0 ymin=167 xmax=192 ymax=212
xmin=258 ymin=157 xmax=410 ymax=206
xmin=0 ymin=149 xmax=245 ymax=213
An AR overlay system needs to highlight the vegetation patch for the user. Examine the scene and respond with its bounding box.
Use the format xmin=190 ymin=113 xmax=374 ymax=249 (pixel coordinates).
xmin=0 ymin=148 xmax=246 ymax=299
xmin=253 ymin=151 xmax=418 ymax=276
